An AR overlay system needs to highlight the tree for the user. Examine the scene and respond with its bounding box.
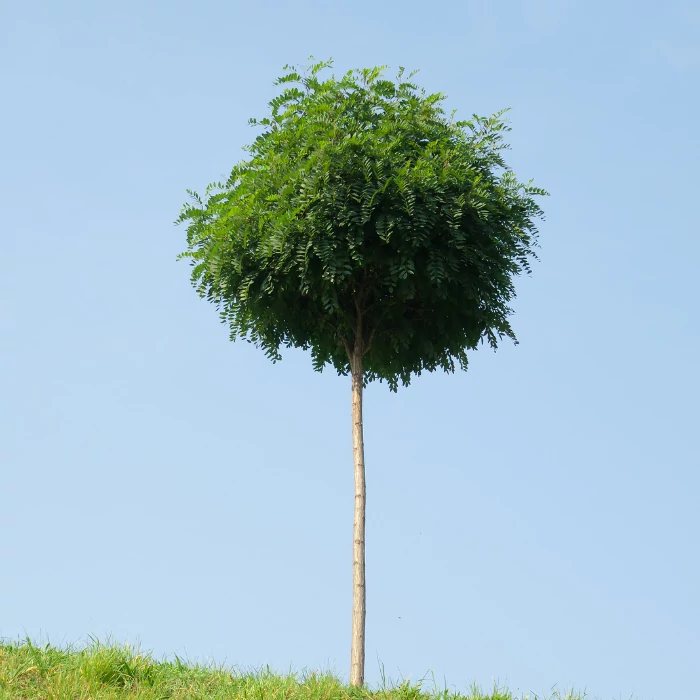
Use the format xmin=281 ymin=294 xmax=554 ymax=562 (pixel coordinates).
xmin=177 ymin=58 xmax=547 ymax=687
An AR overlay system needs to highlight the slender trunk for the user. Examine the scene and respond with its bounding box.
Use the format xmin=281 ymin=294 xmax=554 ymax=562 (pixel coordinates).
xmin=349 ymin=344 xmax=366 ymax=687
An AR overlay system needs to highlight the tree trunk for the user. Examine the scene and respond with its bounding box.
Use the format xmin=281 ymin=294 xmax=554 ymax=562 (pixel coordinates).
xmin=349 ymin=344 xmax=366 ymax=687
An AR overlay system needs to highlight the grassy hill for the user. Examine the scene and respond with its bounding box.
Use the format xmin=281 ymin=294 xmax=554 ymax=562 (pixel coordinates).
xmin=0 ymin=640 xmax=588 ymax=700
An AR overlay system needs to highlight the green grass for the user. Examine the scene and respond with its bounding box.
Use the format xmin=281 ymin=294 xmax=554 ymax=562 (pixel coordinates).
xmin=0 ymin=639 xmax=590 ymax=700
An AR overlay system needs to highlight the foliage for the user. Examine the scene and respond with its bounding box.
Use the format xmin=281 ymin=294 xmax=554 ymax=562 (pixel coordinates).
xmin=177 ymin=58 xmax=547 ymax=389
xmin=0 ymin=639 xmax=596 ymax=699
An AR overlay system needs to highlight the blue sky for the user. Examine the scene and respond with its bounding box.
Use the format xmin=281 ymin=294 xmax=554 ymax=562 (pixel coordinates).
xmin=1 ymin=1 xmax=698 ymax=698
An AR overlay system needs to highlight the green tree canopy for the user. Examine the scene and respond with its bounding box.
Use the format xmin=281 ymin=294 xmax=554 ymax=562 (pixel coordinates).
xmin=177 ymin=59 xmax=547 ymax=390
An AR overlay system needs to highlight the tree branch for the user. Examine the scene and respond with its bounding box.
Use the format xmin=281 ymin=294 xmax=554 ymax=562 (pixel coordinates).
xmin=342 ymin=336 xmax=353 ymax=362
xmin=362 ymin=329 xmax=376 ymax=357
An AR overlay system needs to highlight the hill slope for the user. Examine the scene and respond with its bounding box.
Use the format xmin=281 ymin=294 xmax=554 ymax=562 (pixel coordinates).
xmin=0 ymin=640 xmax=586 ymax=700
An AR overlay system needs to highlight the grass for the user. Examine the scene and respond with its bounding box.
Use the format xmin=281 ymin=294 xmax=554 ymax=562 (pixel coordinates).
xmin=0 ymin=639 xmax=591 ymax=700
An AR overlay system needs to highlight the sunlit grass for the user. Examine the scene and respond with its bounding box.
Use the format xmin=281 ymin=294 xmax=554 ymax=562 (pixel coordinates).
xmin=0 ymin=638 xmax=595 ymax=699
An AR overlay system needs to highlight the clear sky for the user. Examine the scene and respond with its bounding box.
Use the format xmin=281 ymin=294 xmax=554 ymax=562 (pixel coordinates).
xmin=1 ymin=1 xmax=698 ymax=698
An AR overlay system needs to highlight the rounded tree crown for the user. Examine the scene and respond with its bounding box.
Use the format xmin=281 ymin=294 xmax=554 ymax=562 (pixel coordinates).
xmin=178 ymin=59 xmax=548 ymax=390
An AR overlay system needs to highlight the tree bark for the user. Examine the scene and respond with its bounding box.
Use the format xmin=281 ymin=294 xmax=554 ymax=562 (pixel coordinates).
xmin=349 ymin=340 xmax=366 ymax=687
